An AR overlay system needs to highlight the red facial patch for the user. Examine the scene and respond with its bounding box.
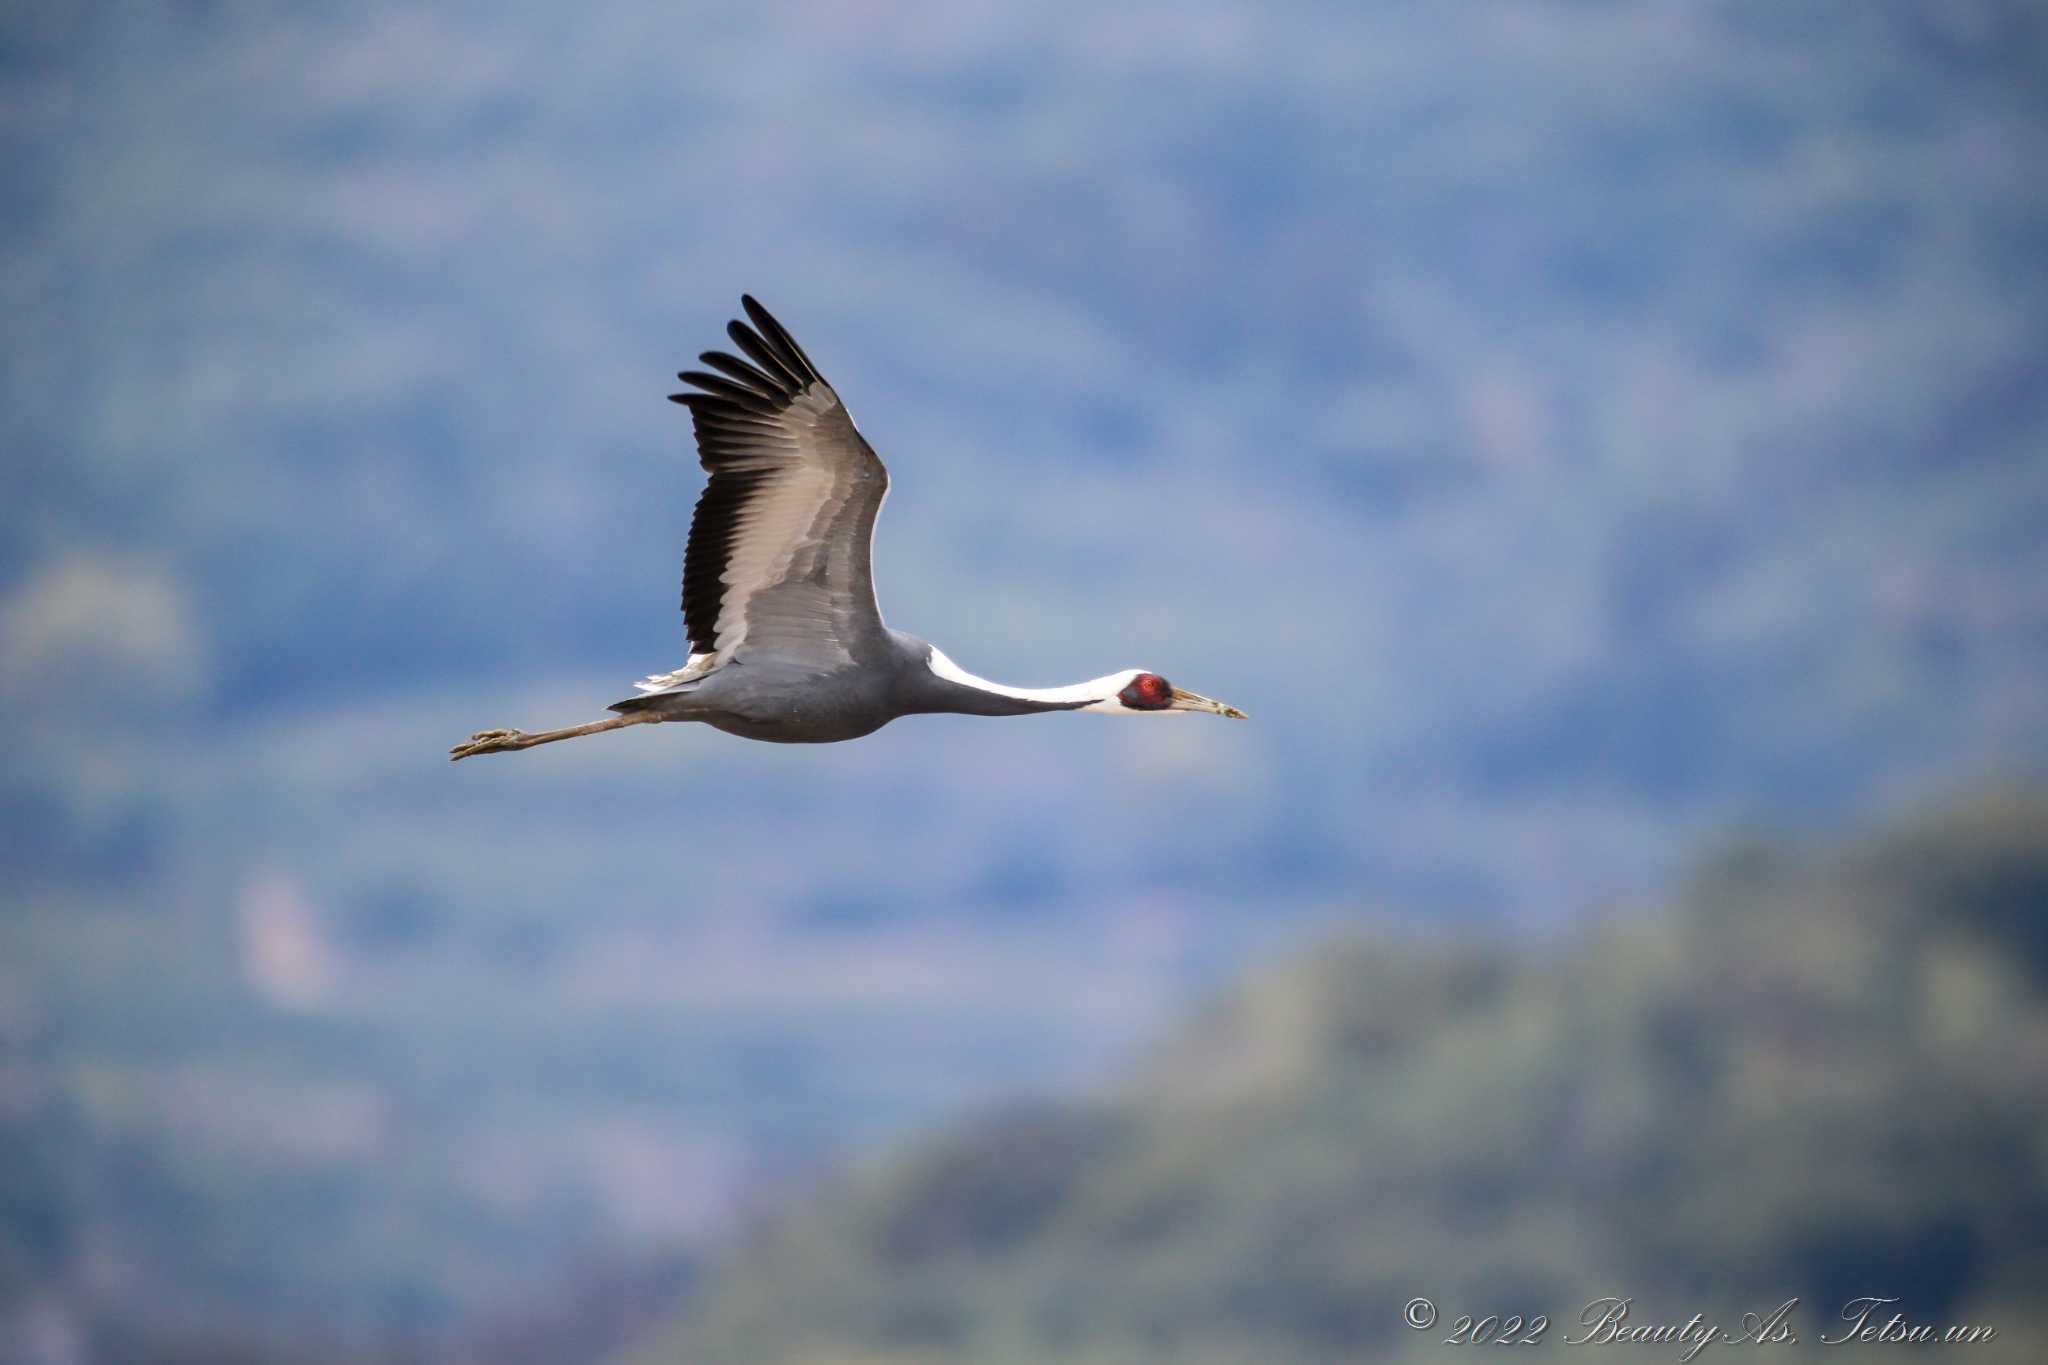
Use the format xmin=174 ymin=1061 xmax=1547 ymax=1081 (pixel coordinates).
xmin=1118 ymin=672 xmax=1173 ymax=710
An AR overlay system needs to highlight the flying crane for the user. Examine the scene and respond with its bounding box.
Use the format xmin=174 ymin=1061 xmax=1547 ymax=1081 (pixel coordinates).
xmin=450 ymin=296 xmax=1245 ymax=760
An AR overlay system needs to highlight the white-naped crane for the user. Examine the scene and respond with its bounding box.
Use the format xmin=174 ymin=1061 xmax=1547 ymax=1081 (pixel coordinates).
xmin=450 ymin=296 xmax=1245 ymax=760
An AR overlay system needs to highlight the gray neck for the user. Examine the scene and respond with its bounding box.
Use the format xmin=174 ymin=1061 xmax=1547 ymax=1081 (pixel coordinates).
xmin=891 ymin=634 xmax=1106 ymax=717
xmin=912 ymin=674 xmax=1092 ymax=717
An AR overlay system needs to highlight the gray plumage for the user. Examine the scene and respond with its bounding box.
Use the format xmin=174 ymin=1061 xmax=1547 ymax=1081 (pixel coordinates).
xmin=449 ymin=296 xmax=1244 ymax=761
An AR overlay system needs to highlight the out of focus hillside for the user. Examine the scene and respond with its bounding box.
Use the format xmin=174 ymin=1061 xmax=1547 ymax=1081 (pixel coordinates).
xmin=631 ymin=789 xmax=2048 ymax=1364
xmin=5 ymin=0 xmax=2048 ymax=1356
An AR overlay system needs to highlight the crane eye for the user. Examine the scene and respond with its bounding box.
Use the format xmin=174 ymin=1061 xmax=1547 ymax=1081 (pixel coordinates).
xmin=1119 ymin=673 xmax=1172 ymax=710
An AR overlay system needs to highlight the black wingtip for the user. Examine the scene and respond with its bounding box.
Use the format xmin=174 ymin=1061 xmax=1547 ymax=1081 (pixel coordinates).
xmin=736 ymin=295 xmax=821 ymax=386
xmin=740 ymin=294 xmax=779 ymax=335
xmin=668 ymin=296 xmax=820 ymax=411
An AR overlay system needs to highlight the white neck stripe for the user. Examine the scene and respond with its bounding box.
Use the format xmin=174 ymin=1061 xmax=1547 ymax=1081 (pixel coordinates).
xmin=925 ymin=648 xmax=1143 ymax=714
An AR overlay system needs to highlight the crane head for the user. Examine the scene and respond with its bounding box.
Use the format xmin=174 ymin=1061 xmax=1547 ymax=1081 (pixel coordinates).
xmin=1094 ymin=670 xmax=1247 ymax=719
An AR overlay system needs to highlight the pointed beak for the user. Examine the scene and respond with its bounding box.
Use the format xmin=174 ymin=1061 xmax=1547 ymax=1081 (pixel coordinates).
xmin=1168 ymin=686 xmax=1248 ymax=719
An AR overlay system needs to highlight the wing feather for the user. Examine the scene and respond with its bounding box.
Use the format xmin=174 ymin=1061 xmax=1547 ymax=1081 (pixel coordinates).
xmin=669 ymin=297 xmax=891 ymax=668
xmin=727 ymin=320 xmax=807 ymax=392
xmin=696 ymin=349 xmax=783 ymax=392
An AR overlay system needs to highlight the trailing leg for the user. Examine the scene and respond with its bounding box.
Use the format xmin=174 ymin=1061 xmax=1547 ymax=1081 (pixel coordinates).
xmin=448 ymin=710 xmax=658 ymax=761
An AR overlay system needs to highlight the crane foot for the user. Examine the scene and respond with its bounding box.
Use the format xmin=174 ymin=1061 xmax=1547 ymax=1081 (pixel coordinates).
xmin=449 ymin=728 xmax=526 ymax=761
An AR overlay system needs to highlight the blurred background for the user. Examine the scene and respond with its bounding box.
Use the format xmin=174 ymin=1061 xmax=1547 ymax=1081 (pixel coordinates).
xmin=4 ymin=1 xmax=2046 ymax=1361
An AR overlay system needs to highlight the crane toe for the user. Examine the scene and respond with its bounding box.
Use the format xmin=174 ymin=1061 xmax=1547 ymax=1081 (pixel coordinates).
xmin=448 ymin=728 xmax=524 ymax=761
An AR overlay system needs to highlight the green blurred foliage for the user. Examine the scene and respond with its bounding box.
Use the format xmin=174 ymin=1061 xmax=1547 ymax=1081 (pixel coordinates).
xmin=636 ymin=790 xmax=2048 ymax=1364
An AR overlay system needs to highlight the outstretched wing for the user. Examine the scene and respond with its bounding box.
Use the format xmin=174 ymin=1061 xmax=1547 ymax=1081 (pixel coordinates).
xmin=669 ymin=296 xmax=891 ymax=669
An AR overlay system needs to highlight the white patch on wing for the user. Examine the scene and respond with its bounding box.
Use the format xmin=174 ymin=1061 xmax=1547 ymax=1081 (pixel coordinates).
xmin=925 ymin=648 xmax=1162 ymax=714
xmin=632 ymin=652 xmax=717 ymax=693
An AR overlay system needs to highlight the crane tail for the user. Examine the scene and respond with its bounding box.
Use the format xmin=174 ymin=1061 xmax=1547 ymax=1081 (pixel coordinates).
xmin=613 ymin=656 xmax=717 ymax=713
xmin=608 ymin=689 xmax=699 ymax=716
